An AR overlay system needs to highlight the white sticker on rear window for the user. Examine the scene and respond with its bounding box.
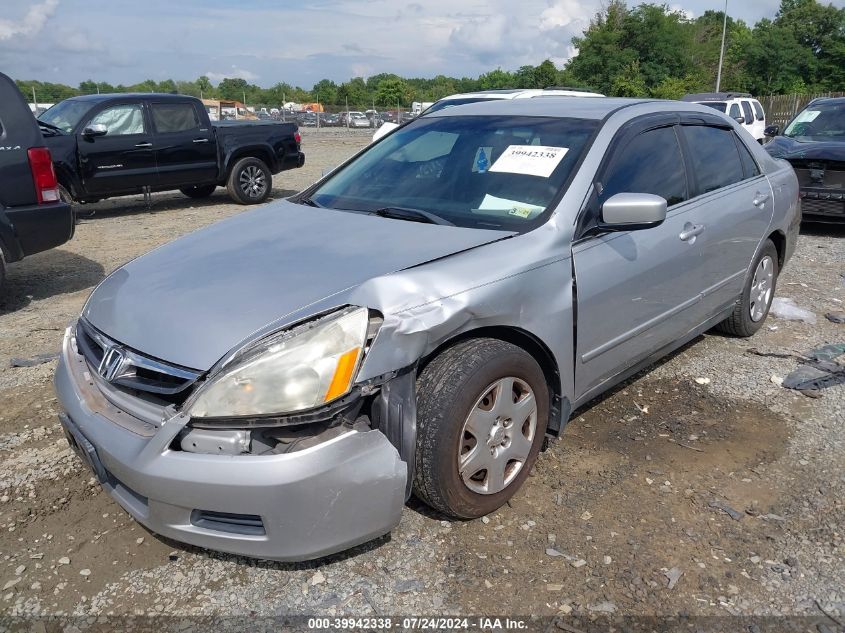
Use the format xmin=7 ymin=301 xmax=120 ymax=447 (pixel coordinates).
xmin=489 ymin=145 xmax=569 ymax=178
xmin=794 ymin=109 xmax=821 ymax=123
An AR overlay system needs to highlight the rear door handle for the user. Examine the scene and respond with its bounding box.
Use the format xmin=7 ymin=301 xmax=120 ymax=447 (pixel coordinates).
xmin=134 ymin=142 xmax=153 ymax=148
xmin=193 ymin=138 xmax=210 ymax=144
xmin=753 ymin=191 xmax=770 ymax=206
xmin=679 ymin=223 xmax=705 ymax=241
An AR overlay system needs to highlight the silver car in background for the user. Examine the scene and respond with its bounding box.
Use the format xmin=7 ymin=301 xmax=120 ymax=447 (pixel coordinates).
xmin=55 ymin=98 xmax=800 ymax=561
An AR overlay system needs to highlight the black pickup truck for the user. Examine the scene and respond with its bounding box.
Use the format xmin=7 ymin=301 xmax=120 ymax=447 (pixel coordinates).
xmin=37 ymin=93 xmax=304 ymax=206
xmin=0 ymin=72 xmax=74 ymax=295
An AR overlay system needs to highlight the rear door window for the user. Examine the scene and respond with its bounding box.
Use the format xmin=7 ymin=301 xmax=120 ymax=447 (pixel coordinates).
xmin=151 ymin=103 xmax=201 ymax=134
xmin=741 ymin=101 xmax=754 ymax=125
xmin=600 ymin=126 xmax=687 ymax=206
xmin=736 ymin=138 xmax=761 ymax=178
xmin=728 ymin=103 xmax=741 ymax=120
xmin=681 ymin=126 xmax=745 ymax=194
xmin=752 ymin=101 xmax=765 ymax=121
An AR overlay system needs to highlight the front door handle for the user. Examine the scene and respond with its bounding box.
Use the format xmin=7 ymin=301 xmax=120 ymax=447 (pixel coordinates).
xmin=193 ymin=138 xmax=210 ymax=144
xmin=134 ymin=142 xmax=153 ymax=148
xmin=679 ymin=223 xmax=705 ymax=241
xmin=753 ymin=191 xmax=770 ymax=207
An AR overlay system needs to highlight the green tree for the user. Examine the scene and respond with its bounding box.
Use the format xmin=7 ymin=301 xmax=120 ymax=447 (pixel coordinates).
xmin=312 ymin=79 xmax=338 ymax=105
xmin=337 ymin=77 xmax=368 ymax=107
xmin=218 ymin=78 xmax=250 ymax=101
xmin=376 ymin=77 xmax=409 ymax=106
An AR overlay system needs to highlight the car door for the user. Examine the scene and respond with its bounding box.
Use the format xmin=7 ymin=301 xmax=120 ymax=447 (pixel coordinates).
xmin=572 ymin=119 xmax=711 ymax=399
xmin=150 ymin=101 xmax=218 ymax=187
xmin=677 ymin=122 xmax=773 ymax=314
xmin=77 ymin=101 xmax=156 ymax=196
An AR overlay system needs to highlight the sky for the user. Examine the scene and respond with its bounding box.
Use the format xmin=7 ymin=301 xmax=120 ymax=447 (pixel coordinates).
xmin=1 ymin=0 xmax=843 ymax=89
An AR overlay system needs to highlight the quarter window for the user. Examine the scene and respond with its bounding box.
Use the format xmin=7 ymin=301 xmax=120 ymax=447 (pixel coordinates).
xmin=151 ymin=103 xmax=201 ymax=134
xmin=752 ymin=101 xmax=765 ymax=121
xmin=736 ymin=138 xmax=761 ymax=178
xmin=681 ymin=126 xmax=744 ymax=194
xmin=600 ymin=126 xmax=687 ymax=206
xmin=728 ymin=103 xmax=741 ymax=120
xmin=88 ymin=104 xmax=145 ymax=135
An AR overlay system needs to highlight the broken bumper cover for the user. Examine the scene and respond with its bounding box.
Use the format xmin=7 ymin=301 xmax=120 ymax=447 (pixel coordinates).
xmin=53 ymin=336 xmax=407 ymax=562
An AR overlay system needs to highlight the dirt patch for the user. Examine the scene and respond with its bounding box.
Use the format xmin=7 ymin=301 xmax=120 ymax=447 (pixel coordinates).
xmin=436 ymin=377 xmax=793 ymax=615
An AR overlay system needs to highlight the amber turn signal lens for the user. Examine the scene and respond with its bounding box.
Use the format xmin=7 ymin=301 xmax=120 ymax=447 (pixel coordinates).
xmin=324 ymin=347 xmax=362 ymax=402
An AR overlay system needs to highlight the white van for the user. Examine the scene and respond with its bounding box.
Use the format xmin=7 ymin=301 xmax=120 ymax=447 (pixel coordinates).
xmin=682 ymin=92 xmax=767 ymax=143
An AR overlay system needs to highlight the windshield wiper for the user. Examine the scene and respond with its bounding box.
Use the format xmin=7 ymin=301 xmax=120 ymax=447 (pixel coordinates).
xmin=37 ymin=120 xmax=64 ymax=133
xmin=372 ymin=206 xmax=453 ymax=226
xmin=297 ymin=196 xmax=323 ymax=208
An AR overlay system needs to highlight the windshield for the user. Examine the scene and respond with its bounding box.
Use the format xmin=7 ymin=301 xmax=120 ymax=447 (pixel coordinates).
xmin=38 ymin=100 xmax=91 ymax=134
xmin=697 ymin=101 xmax=727 ymax=113
xmin=309 ymin=114 xmax=599 ymax=231
xmin=424 ymin=97 xmax=498 ymax=115
xmin=784 ymin=102 xmax=845 ymax=141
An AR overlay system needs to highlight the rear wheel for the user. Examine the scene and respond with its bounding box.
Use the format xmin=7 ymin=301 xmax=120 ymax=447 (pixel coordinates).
xmin=226 ymin=157 xmax=271 ymax=205
xmin=180 ymin=184 xmax=217 ymax=199
xmin=413 ymin=338 xmax=549 ymax=519
xmin=716 ymin=239 xmax=779 ymax=337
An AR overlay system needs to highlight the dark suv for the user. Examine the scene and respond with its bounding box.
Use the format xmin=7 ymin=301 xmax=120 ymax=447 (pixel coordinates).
xmin=0 ymin=72 xmax=74 ymax=295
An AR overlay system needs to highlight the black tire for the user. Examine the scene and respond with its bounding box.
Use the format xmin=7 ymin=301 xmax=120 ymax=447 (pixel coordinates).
xmin=716 ymin=239 xmax=779 ymax=337
xmin=413 ymin=338 xmax=549 ymax=519
xmin=58 ymin=184 xmax=73 ymax=204
xmin=0 ymin=251 xmax=5 ymax=296
xmin=226 ymin=157 xmax=271 ymax=205
xmin=180 ymin=185 xmax=217 ymax=199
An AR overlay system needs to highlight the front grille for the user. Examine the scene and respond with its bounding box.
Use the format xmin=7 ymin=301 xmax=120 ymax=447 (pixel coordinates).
xmin=802 ymin=197 xmax=845 ymax=217
xmin=76 ymin=319 xmax=201 ymax=403
xmin=191 ymin=510 xmax=266 ymax=536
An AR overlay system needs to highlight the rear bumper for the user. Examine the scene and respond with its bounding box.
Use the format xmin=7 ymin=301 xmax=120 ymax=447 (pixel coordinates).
xmin=4 ymin=201 xmax=74 ymax=260
xmin=54 ymin=329 xmax=407 ymax=561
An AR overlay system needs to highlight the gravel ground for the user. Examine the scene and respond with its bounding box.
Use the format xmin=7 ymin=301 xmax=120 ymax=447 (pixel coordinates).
xmin=0 ymin=128 xmax=843 ymax=625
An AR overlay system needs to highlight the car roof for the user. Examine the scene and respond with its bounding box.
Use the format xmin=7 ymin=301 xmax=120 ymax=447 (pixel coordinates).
xmin=807 ymin=96 xmax=845 ymax=107
xmin=440 ymin=88 xmax=602 ymax=101
xmin=63 ymin=93 xmax=195 ymax=103
xmin=682 ymin=92 xmax=754 ymax=102
xmin=427 ymin=96 xmax=657 ymax=120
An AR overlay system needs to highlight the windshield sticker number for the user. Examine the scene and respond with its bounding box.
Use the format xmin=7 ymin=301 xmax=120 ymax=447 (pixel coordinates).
xmin=489 ymin=145 xmax=569 ymax=178
xmin=473 ymin=147 xmax=493 ymax=173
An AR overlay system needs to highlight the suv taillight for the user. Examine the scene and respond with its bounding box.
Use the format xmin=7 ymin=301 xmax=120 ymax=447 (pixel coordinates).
xmin=27 ymin=147 xmax=60 ymax=204
xmin=294 ymin=131 xmax=301 ymax=145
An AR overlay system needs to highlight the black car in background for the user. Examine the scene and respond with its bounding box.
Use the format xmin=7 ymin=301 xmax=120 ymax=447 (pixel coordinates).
xmin=38 ymin=93 xmax=304 ymax=206
xmin=765 ymin=97 xmax=845 ymax=222
xmin=0 ymin=72 xmax=74 ymax=295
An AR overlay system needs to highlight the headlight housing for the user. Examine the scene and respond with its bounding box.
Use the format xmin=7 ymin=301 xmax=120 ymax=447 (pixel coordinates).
xmin=188 ymin=307 xmax=370 ymax=419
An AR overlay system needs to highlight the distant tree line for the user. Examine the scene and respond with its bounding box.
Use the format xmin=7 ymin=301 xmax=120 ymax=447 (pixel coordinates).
xmin=16 ymin=0 xmax=845 ymax=107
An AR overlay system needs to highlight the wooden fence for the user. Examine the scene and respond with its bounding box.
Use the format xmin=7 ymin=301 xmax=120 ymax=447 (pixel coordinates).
xmin=758 ymin=92 xmax=845 ymax=129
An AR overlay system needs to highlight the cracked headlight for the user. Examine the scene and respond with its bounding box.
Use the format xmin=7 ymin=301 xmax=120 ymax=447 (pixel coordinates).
xmin=189 ymin=307 xmax=370 ymax=418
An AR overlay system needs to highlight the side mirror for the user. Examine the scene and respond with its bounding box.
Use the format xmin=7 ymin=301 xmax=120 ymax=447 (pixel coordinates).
xmin=82 ymin=123 xmax=108 ymax=138
xmin=600 ymin=193 xmax=667 ymax=231
xmin=733 ymin=115 xmax=745 ymax=124
xmin=764 ymin=124 xmax=779 ymax=137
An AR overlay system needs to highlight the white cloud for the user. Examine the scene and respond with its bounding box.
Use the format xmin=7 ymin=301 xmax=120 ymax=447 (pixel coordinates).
xmin=539 ymin=0 xmax=590 ymax=31
xmin=206 ymin=66 xmax=259 ymax=82
xmin=0 ymin=0 xmax=59 ymax=41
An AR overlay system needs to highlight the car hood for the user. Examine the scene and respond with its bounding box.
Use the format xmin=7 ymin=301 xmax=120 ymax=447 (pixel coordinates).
xmin=83 ymin=200 xmax=511 ymax=370
xmin=765 ymin=136 xmax=845 ymax=162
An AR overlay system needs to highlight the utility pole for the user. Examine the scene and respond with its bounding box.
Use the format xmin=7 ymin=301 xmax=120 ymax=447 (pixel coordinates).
xmin=346 ymin=96 xmax=349 ymax=130
xmin=716 ymin=0 xmax=728 ymax=92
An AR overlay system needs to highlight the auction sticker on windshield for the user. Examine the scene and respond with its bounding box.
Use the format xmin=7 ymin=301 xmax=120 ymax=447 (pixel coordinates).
xmin=489 ymin=145 xmax=569 ymax=178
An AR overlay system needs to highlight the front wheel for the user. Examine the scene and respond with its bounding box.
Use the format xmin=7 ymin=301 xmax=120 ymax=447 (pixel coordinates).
xmin=180 ymin=184 xmax=217 ymax=199
xmin=226 ymin=157 xmax=272 ymax=205
xmin=716 ymin=239 xmax=779 ymax=337
xmin=413 ymin=338 xmax=549 ymax=519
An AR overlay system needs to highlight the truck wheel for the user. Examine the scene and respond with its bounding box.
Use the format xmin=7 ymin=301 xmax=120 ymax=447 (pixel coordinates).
xmin=413 ymin=338 xmax=549 ymax=519
xmin=180 ymin=185 xmax=217 ymax=199
xmin=716 ymin=239 xmax=779 ymax=337
xmin=226 ymin=157 xmax=271 ymax=205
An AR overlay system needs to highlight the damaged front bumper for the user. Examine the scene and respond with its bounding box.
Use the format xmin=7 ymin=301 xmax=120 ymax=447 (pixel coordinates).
xmin=54 ymin=328 xmax=407 ymax=561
